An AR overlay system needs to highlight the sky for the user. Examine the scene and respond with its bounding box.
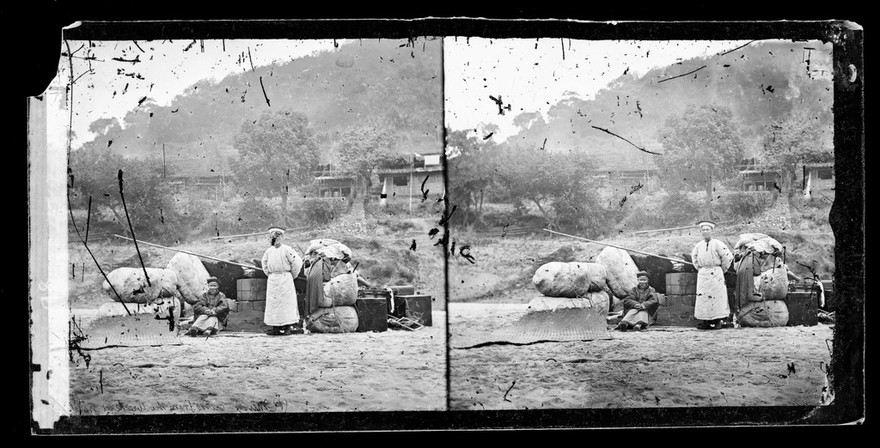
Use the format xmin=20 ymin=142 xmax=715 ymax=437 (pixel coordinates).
xmin=443 ymin=38 xmax=754 ymax=142
xmin=54 ymin=38 xmax=346 ymax=149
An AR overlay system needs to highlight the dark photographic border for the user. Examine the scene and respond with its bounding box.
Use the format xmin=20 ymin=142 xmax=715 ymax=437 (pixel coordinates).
xmin=21 ymin=10 xmax=864 ymax=435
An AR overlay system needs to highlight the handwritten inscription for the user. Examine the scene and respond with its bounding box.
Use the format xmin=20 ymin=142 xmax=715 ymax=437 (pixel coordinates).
xmin=73 ymin=398 xmax=290 ymax=415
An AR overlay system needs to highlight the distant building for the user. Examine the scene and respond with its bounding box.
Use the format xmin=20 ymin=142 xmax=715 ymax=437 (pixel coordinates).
xmin=739 ymin=169 xmax=780 ymax=192
xmin=735 ymin=158 xmax=834 ymax=195
xmin=802 ymin=162 xmax=834 ymax=199
xmin=376 ymin=153 xmax=445 ymax=203
xmin=314 ymin=173 xmax=356 ymax=198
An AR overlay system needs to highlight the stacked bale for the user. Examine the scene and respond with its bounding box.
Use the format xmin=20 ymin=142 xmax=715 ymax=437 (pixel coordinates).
xmin=532 ymin=262 xmax=611 ymax=298
xmin=738 ymin=300 xmax=789 ymax=327
xmin=595 ymin=247 xmax=639 ymax=299
xmin=527 ymin=292 xmax=610 ymax=313
xmin=101 ymin=267 xmax=183 ymax=319
xmin=736 ymin=264 xmax=790 ymax=327
xmin=102 ymin=267 xmax=182 ymax=304
xmin=306 ymin=239 xmax=359 ymax=333
xmin=530 ymin=261 xmax=613 ymax=314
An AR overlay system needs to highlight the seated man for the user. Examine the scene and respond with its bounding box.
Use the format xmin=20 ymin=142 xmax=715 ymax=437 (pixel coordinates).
xmin=187 ymin=277 xmax=230 ymax=336
xmin=616 ymin=271 xmax=661 ymax=332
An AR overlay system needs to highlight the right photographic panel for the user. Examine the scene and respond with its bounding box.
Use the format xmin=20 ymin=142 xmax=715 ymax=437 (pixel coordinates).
xmin=444 ymin=37 xmax=837 ymax=411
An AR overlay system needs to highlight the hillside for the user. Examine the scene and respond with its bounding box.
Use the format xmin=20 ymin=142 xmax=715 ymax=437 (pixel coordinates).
xmin=500 ymin=40 xmax=833 ymax=170
xmin=78 ymin=38 xmax=443 ymax=178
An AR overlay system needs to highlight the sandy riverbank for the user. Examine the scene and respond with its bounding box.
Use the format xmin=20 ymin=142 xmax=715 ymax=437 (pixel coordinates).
xmin=449 ymin=303 xmax=833 ymax=411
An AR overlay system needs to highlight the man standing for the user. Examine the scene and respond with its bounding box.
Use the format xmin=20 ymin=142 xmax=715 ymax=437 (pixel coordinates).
xmin=187 ymin=277 xmax=230 ymax=336
xmin=691 ymin=220 xmax=734 ymax=330
xmin=262 ymin=227 xmax=304 ymax=336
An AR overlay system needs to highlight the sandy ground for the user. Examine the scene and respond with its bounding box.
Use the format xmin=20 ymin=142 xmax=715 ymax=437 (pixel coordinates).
xmin=68 ymin=309 xmax=447 ymax=415
xmin=449 ymin=303 xmax=833 ymax=411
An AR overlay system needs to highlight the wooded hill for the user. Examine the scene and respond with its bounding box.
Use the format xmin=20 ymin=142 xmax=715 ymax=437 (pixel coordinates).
xmin=500 ymin=40 xmax=834 ymax=171
xmin=79 ymin=38 xmax=443 ymax=178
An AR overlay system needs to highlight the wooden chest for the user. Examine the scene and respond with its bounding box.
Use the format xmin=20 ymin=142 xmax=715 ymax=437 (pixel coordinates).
xmin=786 ymin=291 xmax=819 ymax=326
xmin=355 ymin=297 xmax=388 ymax=332
xmin=392 ymin=295 xmax=433 ymax=326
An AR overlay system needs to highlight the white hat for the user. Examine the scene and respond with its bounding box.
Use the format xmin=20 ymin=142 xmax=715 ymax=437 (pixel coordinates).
xmin=267 ymin=226 xmax=285 ymax=234
xmin=697 ymin=220 xmax=716 ymax=229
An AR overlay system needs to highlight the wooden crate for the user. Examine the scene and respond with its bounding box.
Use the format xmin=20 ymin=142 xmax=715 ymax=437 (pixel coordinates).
xmin=786 ymin=291 xmax=818 ymax=326
xmin=355 ymin=297 xmax=388 ymax=332
xmin=237 ymin=278 xmax=267 ymax=302
xmin=392 ymin=295 xmax=433 ymax=326
xmin=665 ymin=272 xmax=697 ymax=296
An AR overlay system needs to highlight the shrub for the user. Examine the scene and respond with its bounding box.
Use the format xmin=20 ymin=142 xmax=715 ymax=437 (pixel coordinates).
xmin=717 ymin=191 xmax=773 ymax=220
xmin=294 ymin=197 xmax=348 ymax=226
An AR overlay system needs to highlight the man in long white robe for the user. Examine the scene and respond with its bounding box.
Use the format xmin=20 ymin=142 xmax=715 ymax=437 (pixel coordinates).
xmin=691 ymin=220 xmax=734 ymax=330
xmin=261 ymin=227 xmax=304 ymax=336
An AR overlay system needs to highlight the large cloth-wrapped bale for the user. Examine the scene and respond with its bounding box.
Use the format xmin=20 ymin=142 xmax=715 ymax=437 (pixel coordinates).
xmin=166 ymin=253 xmax=210 ymax=305
xmin=527 ymin=291 xmax=610 ymax=313
xmin=532 ymin=262 xmax=610 ymax=298
xmin=757 ymin=266 xmax=790 ymax=301
xmin=307 ymin=306 xmax=359 ymax=333
xmin=306 ymin=239 xmax=353 ymax=261
xmin=320 ymin=273 xmax=359 ymax=307
xmin=735 ymin=233 xmax=783 ymax=255
xmin=98 ymin=301 xmax=167 ymax=316
xmin=738 ymin=300 xmax=789 ymax=327
xmin=101 ymin=267 xmax=182 ymax=304
xmin=734 ymin=233 xmax=770 ymax=250
xmin=595 ymin=246 xmax=639 ymax=298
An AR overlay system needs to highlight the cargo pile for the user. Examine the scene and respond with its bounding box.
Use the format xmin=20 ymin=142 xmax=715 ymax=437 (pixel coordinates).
xmin=531 ymin=261 xmax=613 ymax=312
xmin=733 ymin=233 xmax=791 ymax=327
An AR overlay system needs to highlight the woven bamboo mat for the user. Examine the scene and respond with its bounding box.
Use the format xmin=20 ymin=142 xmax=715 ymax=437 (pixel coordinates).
xmin=75 ymin=315 xmax=181 ymax=350
xmin=452 ymin=307 xmax=612 ymax=349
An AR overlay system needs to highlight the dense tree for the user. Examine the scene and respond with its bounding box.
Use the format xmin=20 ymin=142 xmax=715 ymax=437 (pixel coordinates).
xmin=230 ymin=109 xmax=321 ymax=225
xmin=495 ymin=146 xmax=605 ymax=234
xmin=761 ymin=110 xmax=834 ymax=195
xmin=68 ymin=147 xmax=184 ymax=242
xmin=656 ymin=104 xmax=746 ymax=218
xmin=336 ymin=118 xmax=398 ymax=208
xmin=445 ymin=128 xmax=500 ymax=227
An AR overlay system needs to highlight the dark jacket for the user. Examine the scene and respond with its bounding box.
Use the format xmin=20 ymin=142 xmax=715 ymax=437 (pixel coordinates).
xmin=622 ymin=285 xmax=661 ymax=316
xmin=194 ymin=291 xmax=230 ymax=322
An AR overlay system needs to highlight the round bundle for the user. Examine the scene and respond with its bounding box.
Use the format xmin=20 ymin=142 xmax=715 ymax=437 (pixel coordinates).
xmin=320 ymin=273 xmax=359 ymax=307
xmin=166 ymin=253 xmax=210 ymax=305
xmin=102 ymin=267 xmax=181 ymax=304
xmin=735 ymin=233 xmax=783 ymax=255
xmin=532 ymin=262 xmax=609 ymax=298
xmin=307 ymin=306 xmax=359 ymax=333
xmin=595 ymin=246 xmax=639 ymax=298
xmin=738 ymin=300 xmax=789 ymax=327
xmin=306 ymin=239 xmax=353 ymax=261
xmin=757 ymin=266 xmax=790 ymax=301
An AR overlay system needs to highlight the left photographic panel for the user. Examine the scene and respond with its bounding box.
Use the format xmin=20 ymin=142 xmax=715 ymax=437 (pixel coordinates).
xmin=31 ymin=32 xmax=447 ymax=424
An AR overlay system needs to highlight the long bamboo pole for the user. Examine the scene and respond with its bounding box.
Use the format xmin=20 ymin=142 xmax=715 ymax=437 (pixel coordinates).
xmin=207 ymin=226 xmax=309 ymax=241
xmin=113 ymin=234 xmax=264 ymax=271
xmin=542 ymin=228 xmax=694 ymax=265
